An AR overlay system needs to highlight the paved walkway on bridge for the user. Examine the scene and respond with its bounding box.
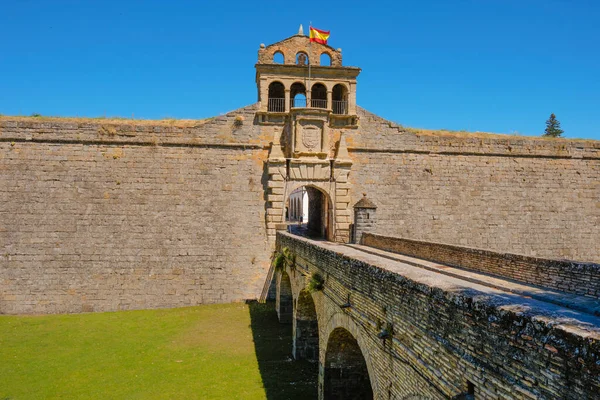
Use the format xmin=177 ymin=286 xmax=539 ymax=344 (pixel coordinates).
xmin=284 ymin=232 xmax=600 ymax=339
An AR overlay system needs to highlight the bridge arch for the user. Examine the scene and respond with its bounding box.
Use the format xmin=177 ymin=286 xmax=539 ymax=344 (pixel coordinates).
xmin=276 ymin=270 xmax=293 ymax=324
xmin=324 ymin=326 xmax=374 ymax=400
xmin=319 ymin=309 xmax=379 ymax=399
xmin=293 ymin=289 xmax=319 ymax=361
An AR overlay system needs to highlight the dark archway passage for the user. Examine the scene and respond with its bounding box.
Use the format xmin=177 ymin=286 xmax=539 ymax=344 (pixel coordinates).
xmin=293 ymin=290 xmax=319 ymax=362
xmin=276 ymin=271 xmax=293 ymax=324
xmin=287 ymin=185 xmax=333 ymax=241
xmin=324 ymin=328 xmax=373 ymax=400
xmin=306 ymin=186 xmax=330 ymax=240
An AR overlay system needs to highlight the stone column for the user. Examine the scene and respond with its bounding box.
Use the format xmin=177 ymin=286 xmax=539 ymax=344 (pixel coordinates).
xmin=260 ymin=78 xmax=269 ymax=112
xmin=348 ymin=82 xmax=357 ymax=115
xmin=353 ymin=194 xmax=377 ymax=244
xmin=285 ymin=89 xmax=291 ymax=112
xmin=327 ymin=90 xmax=333 ymax=111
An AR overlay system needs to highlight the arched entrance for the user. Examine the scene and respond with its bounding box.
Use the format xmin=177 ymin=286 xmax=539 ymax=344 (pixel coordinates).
xmin=276 ymin=271 xmax=293 ymax=324
xmin=324 ymin=327 xmax=373 ymax=400
xmin=293 ymin=289 xmax=319 ymax=361
xmin=287 ymin=185 xmax=333 ymax=240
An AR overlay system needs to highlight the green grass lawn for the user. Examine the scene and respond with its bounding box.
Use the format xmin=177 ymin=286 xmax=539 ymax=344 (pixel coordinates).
xmin=0 ymin=302 xmax=317 ymax=400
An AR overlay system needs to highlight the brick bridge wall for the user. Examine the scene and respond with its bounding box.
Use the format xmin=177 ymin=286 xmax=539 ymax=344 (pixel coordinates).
xmin=276 ymin=232 xmax=600 ymax=400
xmin=362 ymin=233 xmax=600 ymax=300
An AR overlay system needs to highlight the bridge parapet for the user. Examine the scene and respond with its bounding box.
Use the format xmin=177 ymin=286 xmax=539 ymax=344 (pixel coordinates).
xmin=276 ymin=231 xmax=600 ymax=399
xmin=362 ymin=233 xmax=600 ymax=300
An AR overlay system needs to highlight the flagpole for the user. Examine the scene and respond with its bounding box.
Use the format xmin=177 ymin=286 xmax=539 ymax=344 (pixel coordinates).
xmin=308 ymin=21 xmax=312 ymax=105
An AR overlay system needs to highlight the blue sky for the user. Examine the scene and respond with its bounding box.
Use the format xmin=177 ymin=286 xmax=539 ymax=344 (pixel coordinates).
xmin=1 ymin=0 xmax=598 ymax=139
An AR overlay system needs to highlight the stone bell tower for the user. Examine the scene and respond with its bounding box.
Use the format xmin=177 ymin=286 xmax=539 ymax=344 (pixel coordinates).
xmin=257 ymin=26 xmax=361 ymax=243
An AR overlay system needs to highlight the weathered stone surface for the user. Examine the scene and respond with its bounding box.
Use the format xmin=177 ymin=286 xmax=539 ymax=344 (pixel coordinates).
xmin=347 ymin=107 xmax=600 ymax=262
xmin=277 ymin=232 xmax=600 ymax=400
xmin=0 ymin=107 xmax=273 ymax=314
xmin=1 ymin=105 xmax=599 ymax=314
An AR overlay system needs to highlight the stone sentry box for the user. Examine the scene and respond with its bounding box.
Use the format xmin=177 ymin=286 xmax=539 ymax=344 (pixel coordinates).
xmin=353 ymin=194 xmax=377 ymax=244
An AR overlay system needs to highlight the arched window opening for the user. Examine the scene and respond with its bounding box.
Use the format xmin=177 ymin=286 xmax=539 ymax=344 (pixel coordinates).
xmin=294 ymin=290 xmax=319 ymax=362
xmin=276 ymin=271 xmax=293 ymax=324
xmin=311 ymin=83 xmax=327 ymax=109
xmin=324 ymin=328 xmax=373 ymax=400
xmin=296 ymin=52 xmax=309 ymax=66
xmin=273 ymin=51 xmax=284 ymax=64
xmin=287 ymin=186 xmax=331 ymax=240
xmin=268 ymin=81 xmax=285 ymax=112
xmin=290 ymin=82 xmax=307 ymax=108
xmin=320 ymin=53 xmax=331 ymax=66
xmin=332 ymin=84 xmax=348 ymax=115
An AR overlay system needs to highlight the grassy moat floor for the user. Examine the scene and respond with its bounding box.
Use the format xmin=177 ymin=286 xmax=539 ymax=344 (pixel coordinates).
xmin=0 ymin=302 xmax=317 ymax=400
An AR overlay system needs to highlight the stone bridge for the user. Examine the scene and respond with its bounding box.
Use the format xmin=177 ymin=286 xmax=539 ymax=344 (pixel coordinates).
xmin=273 ymin=231 xmax=600 ymax=400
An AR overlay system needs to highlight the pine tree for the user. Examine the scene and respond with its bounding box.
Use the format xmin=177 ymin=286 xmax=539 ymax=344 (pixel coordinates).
xmin=543 ymin=113 xmax=564 ymax=137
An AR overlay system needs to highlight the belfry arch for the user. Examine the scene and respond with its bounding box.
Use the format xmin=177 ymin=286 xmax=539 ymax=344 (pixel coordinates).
xmin=324 ymin=327 xmax=373 ymax=400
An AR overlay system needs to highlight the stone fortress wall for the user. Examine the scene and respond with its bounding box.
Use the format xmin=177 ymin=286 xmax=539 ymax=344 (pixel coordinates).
xmin=1 ymin=104 xmax=598 ymax=314
xmin=346 ymin=108 xmax=599 ymax=262
xmin=0 ymin=106 xmax=274 ymax=314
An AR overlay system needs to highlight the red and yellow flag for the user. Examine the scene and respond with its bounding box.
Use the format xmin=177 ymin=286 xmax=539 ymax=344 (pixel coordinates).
xmin=309 ymin=26 xmax=330 ymax=45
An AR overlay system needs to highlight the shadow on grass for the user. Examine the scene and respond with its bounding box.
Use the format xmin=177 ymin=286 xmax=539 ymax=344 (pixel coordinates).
xmin=248 ymin=301 xmax=318 ymax=400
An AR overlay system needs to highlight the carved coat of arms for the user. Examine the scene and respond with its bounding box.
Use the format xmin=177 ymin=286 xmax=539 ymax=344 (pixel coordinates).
xmin=301 ymin=122 xmax=321 ymax=152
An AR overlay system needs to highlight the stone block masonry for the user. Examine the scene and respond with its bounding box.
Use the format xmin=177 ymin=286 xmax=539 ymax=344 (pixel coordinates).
xmin=1 ymin=102 xmax=599 ymax=314
xmin=346 ymin=108 xmax=600 ymax=262
xmin=0 ymin=106 xmax=275 ymax=314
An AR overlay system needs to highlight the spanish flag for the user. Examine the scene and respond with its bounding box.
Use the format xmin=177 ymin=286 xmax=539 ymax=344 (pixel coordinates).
xmin=309 ymin=26 xmax=330 ymax=45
